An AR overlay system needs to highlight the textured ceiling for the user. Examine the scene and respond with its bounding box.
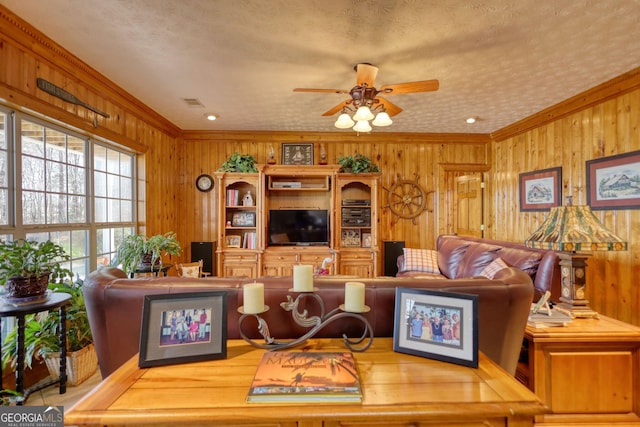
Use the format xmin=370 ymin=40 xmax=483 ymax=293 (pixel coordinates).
xmin=2 ymin=0 xmax=640 ymax=134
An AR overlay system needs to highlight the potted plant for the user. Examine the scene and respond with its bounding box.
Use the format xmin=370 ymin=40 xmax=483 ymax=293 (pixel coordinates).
xmin=1 ymin=280 xmax=98 ymax=386
xmin=114 ymin=232 xmax=182 ymax=276
xmin=0 ymin=239 xmax=71 ymax=299
xmin=218 ymin=152 xmax=258 ymax=172
xmin=337 ymin=153 xmax=380 ymax=173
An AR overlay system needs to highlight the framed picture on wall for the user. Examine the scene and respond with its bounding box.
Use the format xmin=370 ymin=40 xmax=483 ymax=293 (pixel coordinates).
xmin=587 ymin=150 xmax=640 ymax=210
xmin=393 ymin=288 xmax=478 ymax=368
xmin=519 ymin=167 xmax=562 ymax=212
xmin=282 ymin=143 xmax=314 ymax=165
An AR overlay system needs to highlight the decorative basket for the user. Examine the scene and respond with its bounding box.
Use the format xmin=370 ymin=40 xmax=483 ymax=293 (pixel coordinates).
xmin=4 ymin=273 xmax=50 ymax=298
xmin=45 ymin=344 xmax=98 ymax=386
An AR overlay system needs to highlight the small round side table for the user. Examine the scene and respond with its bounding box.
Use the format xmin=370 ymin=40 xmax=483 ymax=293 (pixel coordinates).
xmin=0 ymin=292 xmax=72 ymax=405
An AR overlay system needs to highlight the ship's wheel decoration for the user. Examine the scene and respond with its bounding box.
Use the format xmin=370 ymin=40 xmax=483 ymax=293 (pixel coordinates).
xmin=383 ymin=175 xmax=431 ymax=224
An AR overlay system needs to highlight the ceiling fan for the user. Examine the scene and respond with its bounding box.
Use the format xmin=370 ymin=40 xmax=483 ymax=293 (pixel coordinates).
xmin=294 ymin=63 xmax=439 ymax=131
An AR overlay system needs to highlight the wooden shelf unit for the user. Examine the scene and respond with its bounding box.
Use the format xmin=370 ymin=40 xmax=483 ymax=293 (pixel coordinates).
xmin=215 ymin=165 xmax=380 ymax=278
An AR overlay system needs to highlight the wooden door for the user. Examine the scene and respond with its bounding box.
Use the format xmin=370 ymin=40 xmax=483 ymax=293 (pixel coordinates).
xmin=454 ymin=174 xmax=484 ymax=237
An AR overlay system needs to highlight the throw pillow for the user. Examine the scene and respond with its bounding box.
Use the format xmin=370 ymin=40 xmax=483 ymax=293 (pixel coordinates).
xmin=400 ymin=248 xmax=440 ymax=274
xmin=180 ymin=265 xmax=201 ymax=278
xmin=479 ymin=257 xmax=509 ymax=279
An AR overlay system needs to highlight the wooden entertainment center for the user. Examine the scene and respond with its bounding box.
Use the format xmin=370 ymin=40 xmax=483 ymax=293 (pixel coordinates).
xmin=215 ymin=165 xmax=380 ymax=278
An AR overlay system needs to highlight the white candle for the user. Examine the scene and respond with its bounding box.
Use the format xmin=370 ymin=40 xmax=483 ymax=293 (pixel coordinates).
xmin=243 ymin=282 xmax=264 ymax=314
xmin=344 ymin=282 xmax=366 ymax=312
xmin=293 ymin=265 xmax=314 ymax=292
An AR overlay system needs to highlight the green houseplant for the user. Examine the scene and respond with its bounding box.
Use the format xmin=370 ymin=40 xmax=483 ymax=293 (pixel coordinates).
xmin=0 ymin=239 xmax=71 ymax=299
xmin=114 ymin=232 xmax=182 ymax=276
xmin=337 ymin=153 xmax=380 ymax=173
xmin=1 ymin=280 xmax=98 ymax=386
xmin=218 ymin=152 xmax=258 ymax=172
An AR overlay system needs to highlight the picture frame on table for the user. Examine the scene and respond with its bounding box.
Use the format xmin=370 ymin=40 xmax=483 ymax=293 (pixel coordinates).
xmin=282 ymin=143 xmax=314 ymax=165
xmin=519 ymin=167 xmax=562 ymax=212
xmin=139 ymin=291 xmax=227 ymax=368
xmin=361 ymin=232 xmax=372 ymax=248
xmin=586 ymin=150 xmax=640 ymax=210
xmin=231 ymin=211 xmax=256 ymax=227
xmin=225 ymin=235 xmax=241 ymax=248
xmin=393 ymin=287 xmax=478 ymax=368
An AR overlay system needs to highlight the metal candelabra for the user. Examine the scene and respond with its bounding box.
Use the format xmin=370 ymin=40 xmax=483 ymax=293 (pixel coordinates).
xmin=237 ymin=291 xmax=373 ymax=352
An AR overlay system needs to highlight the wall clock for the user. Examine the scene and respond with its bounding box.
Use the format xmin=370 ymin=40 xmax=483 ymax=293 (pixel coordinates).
xmin=195 ymin=174 xmax=214 ymax=192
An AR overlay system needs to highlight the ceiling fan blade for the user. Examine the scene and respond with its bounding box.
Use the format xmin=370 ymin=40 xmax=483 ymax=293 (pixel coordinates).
xmin=376 ymin=97 xmax=403 ymax=116
xmin=356 ymin=63 xmax=378 ymax=87
xmin=380 ymin=79 xmax=439 ymax=94
xmin=293 ymin=88 xmax=350 ymax=94
xmin=322 ymin=100 xmax=351 ymax=116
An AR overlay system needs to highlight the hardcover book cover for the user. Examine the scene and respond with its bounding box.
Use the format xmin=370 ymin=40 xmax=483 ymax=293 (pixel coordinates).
xmin=247 ymin=351 xmax=362 ymax=403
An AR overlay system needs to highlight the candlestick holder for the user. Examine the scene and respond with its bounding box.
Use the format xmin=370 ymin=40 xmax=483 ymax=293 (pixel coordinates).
xmin=238 ymin=291 xmax=373 ymax=352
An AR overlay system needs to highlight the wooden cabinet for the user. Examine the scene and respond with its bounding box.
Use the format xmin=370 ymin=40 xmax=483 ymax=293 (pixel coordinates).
xmin=215 ymin=170 xmax=263 ymax=277
xmin=516 ymin=315 xmax=640 ymax=426
xmin=335 ymin=173 xmax=380 ymax=277
xmin=262 ymin=246 xmax=333 ymax=276
xmin=215 ymin=166 xmax=379 ymax=277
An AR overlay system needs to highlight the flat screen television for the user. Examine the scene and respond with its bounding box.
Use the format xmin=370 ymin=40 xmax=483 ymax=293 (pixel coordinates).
xmin=268 ymin=209 xmax=329 ymax=246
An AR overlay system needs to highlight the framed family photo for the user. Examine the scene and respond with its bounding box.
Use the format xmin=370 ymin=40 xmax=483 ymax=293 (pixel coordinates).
xmin=231 ymin=211 xmax=256 ymax=227
xmin=587 ymin=150 xmax=640 ymax=210
xmin=139 ymin=291 xmax=227 ymax=368
xmin=225 ymin=235 xmax=241 ymax=248
xmin=393 ymin=287 xmax=478 ymax=368
xmin=519 ymin=167 xmax=562 ymax=212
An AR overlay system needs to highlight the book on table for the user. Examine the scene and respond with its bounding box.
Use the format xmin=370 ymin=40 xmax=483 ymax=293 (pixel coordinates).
xmin=246 ymin=351 xmax=362 ymax=403
xmin=528 ymin=308 xmax=573 ymax=328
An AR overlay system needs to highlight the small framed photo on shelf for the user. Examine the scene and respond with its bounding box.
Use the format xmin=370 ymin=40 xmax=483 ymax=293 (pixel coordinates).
xmin=282 ymin=143 xmax=314 ymax=165
xmin=361 ymin=232 xmax=372 ymax=248
xmin=231 ymin=211 xmax=256 ymax=227
xmin=341 ymin=229 xmax=361 ymax=247
xmin=225 ymin=235 xmax=241 ymax=248
xmin=139 ymin=291 xmax=227 ymax=368
xmin=393 ymin=287 xmax=478 ymax=368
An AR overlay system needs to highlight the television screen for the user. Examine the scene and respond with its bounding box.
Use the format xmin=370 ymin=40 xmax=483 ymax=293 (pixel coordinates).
xmin=268 ymin=209 xmax=329 ymax=246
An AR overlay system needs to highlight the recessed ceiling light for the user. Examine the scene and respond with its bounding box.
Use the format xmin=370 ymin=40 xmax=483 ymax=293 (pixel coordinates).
xmin=205 ymin=113 xmax=218 ymax=121
xmin=466 ymin=117 xmax=477 ymax=124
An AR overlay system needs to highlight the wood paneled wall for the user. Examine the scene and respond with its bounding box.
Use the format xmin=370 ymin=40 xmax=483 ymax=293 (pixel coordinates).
xmin=177 ymin=131 xmax=491 ymax=275
xmin=0 ymin=7 xmax=180 ymax=241
xmin=489 ymin=70 xmax=640 ymax=326
xmin=3 ymin=4 xmax=639 ymax=326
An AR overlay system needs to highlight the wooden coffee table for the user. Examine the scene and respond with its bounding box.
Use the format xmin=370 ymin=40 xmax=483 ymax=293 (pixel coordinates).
xmin=66 ymin=338 xmax=546 ymax=426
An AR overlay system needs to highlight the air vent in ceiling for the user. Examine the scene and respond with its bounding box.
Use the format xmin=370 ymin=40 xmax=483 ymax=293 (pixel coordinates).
xmin=182 ymin=98 xmax=205 ymax=108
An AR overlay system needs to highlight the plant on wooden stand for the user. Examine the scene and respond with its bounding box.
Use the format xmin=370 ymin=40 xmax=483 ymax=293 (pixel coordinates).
xmin=113 ymin=232 xmax=182 ymax=276
xmin=0 ymin=239 xmax=71 ymax=299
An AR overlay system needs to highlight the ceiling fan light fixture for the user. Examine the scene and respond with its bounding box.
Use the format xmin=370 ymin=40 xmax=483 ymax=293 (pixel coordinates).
xmin=353 ymin=106 xmax=374 ymax=121
xmin=335 ymin=113 xmax=355 ymax=129
xmin=353 ymin=120 xmax=372 ymax=133
xmin=372 ymin=111 xmax=392 ymax=126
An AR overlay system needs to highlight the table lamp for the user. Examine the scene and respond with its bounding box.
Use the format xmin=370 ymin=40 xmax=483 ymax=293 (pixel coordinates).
xmin=525 ymin=196 xmax=627 ymax=318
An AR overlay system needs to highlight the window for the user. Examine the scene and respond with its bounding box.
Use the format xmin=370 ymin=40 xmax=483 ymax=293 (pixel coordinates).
xmin=0 ymin=111 xmax=136 ymax=281
xmin=0 ymin=110 xmax=10 ymax=227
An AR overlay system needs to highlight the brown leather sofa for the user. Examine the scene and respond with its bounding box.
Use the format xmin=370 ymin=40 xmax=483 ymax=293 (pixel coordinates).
xmin=84 ymin=258 xmax=537 ymax=379
xmin=397 ymin=235 xmax=561 ymax=301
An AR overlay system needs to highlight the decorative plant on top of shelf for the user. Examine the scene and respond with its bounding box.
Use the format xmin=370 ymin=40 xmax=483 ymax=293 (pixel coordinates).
xmin=218 ymin=152 xmax=258 ymax=173
xmin=337 ymin=153 xmax=380 ymax=173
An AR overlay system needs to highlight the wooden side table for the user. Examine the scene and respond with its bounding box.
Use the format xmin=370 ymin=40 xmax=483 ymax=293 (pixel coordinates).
xmin=0 ymin=292 xmax=71 ymax=404
xmin=516 ymin=314 xmax=640 ymax=426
